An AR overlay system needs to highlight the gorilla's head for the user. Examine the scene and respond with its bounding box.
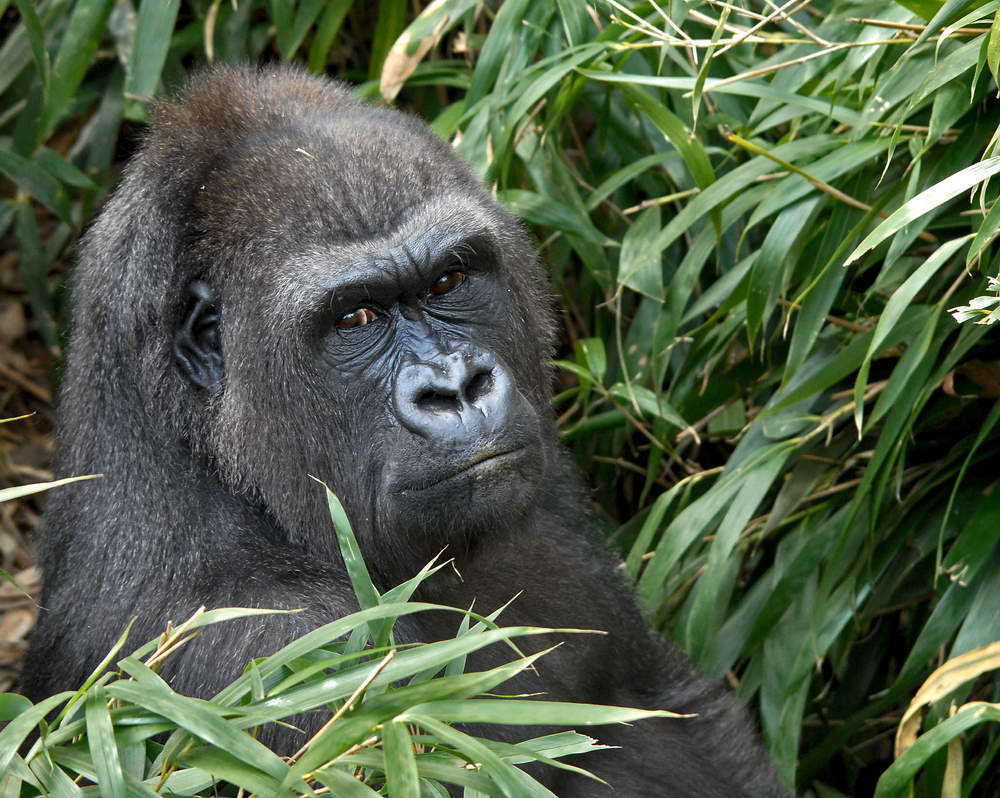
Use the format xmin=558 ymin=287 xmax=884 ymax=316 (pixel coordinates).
xmin=68 ymin=65 xmax=557 ymax=582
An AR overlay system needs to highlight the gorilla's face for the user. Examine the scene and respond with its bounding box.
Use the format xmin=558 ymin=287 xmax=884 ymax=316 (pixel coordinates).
xmin=313 ymin=220 xmax=546 ymax=536
xmin=169 ymin=116 xmax=552 ymax=573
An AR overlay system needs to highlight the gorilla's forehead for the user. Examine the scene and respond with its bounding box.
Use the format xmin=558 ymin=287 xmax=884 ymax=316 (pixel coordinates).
xmin=193 ymin=116 xmax=480 ymax=249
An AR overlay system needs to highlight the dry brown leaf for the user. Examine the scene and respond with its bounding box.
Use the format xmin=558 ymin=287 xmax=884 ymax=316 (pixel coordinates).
xmin=380 ymin=11 xmax=451 ymax=103
xmin=895 ymin=640 xmax=1000 ymax=756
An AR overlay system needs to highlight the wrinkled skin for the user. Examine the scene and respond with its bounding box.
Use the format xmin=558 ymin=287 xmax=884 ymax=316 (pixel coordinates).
xmin=21 ymin=65 xmax=788 ymax=797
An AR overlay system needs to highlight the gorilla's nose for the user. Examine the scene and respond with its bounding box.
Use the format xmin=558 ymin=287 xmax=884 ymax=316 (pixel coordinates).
xmin=394 ymin=347 xmax=512 ymax=443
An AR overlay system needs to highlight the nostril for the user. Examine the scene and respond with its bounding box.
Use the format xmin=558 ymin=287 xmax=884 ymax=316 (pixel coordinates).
xmin=416 ymin=388 xmax=459 ymax=413
xmin=465 ymin=370 xmax=494 ymax=403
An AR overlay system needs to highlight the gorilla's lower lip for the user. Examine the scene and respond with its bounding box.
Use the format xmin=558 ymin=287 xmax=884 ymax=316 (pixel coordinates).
xmin=401 ymin=447 xmax=526 ymax=493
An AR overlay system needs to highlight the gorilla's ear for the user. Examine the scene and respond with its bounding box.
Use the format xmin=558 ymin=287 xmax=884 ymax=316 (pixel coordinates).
xmin=174 ymin=281 xmax=224 ymax=394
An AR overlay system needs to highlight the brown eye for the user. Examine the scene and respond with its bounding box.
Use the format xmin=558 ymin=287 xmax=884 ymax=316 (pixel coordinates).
xmin=430 ymin=270 xmax=466 ymax=295
xmin=335 ymin=307 xmax=377 ymax=329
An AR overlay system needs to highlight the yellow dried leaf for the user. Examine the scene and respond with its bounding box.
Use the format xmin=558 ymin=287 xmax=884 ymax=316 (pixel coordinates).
xmin=895 ymin=640 xmax=1000 ymax=756
xmin=380 ymin=11 xmax=450 ymax=103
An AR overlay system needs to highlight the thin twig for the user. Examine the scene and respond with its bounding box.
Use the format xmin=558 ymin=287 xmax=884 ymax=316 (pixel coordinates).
xmin=726 ymin=131 xmax=938 ymax=244
xmin=850 ymin=17 xmax=989 ymax=36
xmin=293 ymin=649 xmax=397 ymax=764
xmin=778 ymin=298 xmax=871 ymax=334
xmin=759 ymin=0 xmax=830 ymax=46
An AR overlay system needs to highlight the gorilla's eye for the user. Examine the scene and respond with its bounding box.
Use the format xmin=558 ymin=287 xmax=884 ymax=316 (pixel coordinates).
xmin=430 ymin=270 xmax=466 ymax=296
xmin=336 ymin=307 xmax=378 ymax=329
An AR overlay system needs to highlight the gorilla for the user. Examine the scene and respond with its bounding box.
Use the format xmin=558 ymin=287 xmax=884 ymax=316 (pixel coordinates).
xmin=21 ymin=64 xmax=787 ymax=796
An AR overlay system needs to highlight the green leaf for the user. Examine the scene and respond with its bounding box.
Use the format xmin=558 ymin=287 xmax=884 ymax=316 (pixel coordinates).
xmin=0 ymin=150 xmax=72 ymax=222
xmin=873 ymin=702 xmax=1000 ymax=798
xmin=382 ymin=719 xmax=420 ymax=797
xmin=989 ymin=10 xmax=1000 ymax=86
xmin=35 ymin=147 xmax=98 ymax=190
xmin=12 ymin=0 xmax=49 ymax=99
xmin=307 ymin=0 xmax=353 ymax=73
xmin=319 ymin=481 xmax=380 ymax=611
xmin=38 ymin=0 xmax=116 ymax=148
xmin=467 ymin=0 xmax=531 ymax=105
xmin=409 ymin=698 xmax=679 ymax=726
xmin=846 ymin=158 xmax=1000 ymax=265
xmin=123 ymin=0 xmax=180 ymax=114
xmin=109 ymin=662 xmax=292 ymax=784
xmin=746 ymin=197 xmax=821 ymax=349
xmin=852 ymin=235 xmax=971 ymax=433
xmin=313 ymin=765 xmax=382 ymax=796
xmin=368 ymin=0 xmax=408 ymax=81
xmin=617 ymin=205 xmax=663 ymax=299
xmin=967 ymin=193 xmax=1000 ymax=266
xmin=500 ymin=189 xmax=614 ymax=246
xmin=607 ymin=383 xmax=687 ymax=429
xmin=894 ymin=0 xmax=945 ymax=21
xmin=0 ymin=692 xmax=75 ymax=773
xmin=179 ymin=747 xmax=286 ymax=796
xmin=0 ymin=693 xmax=32 ymax=722
xmin=575 ymin=337 xmax=606 ymax=383
xmin=85 ymin=685 xmax=127 ymax=798
xmin=614 ymin=81 xmax=716 ymax=193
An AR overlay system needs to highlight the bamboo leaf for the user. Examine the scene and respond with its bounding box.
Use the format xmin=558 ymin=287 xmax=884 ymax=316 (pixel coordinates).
xmin=845 ymin=160 xmax=1000 ymax=265
xmin=38 ymin=0 xmax=116 ymax=147
xmin=123 ymin=0 xmax=180 ymax=112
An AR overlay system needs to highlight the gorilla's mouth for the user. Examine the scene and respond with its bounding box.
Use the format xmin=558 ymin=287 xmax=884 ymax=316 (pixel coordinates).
xmin=401 ymin=446 xmax=526 ymax=493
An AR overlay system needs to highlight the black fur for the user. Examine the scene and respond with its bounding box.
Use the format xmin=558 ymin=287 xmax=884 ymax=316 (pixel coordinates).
xmin=21 ymin=64 xmax=788 ymax=797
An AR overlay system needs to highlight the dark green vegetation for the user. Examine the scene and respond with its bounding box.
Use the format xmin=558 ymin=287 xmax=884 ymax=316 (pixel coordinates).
xmin=2 ymin=1 xmax=1000 ymax=796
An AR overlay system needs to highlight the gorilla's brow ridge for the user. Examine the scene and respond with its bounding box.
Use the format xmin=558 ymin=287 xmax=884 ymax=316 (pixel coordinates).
xmin=274 ymin=206 xmax=498 ymax=315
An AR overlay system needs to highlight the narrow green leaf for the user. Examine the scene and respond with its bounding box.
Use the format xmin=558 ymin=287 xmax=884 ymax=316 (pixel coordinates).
xmin=575 ymin=338 xmax=606 ymax=383
xmin=285 ymin=0 xmax=327 ymax=59
xmin=12 ymin=0 xmax=49 ymax=98
xmin=39 ymin=0 xmax=116 ymax=147
xmin=0 ymin=693 xmax=32 ymax=722
xmin=0 ymin=151 xmax=72 ymax=222
xmin=607 ymin=383 xmax=686 ymax=429
xmin=685 ymin=443 xmax=794 ymax=664
xmin=910 ymin=0 xmax=984 ymax=47
xmin=746 ymin=197 xmax=821 ymax=349
xmin=400 ymin=714 xmax=534 ymax=796
xmin=852 ymin=236 xmax=970 ymax=433
xmin=124 ymin=0 xmax=180 ymax=111
xmin=967 ymin=194 xmax=1000 ymax=266
xmin=180 ymin=747 xmax=285 ymax=796
xmin=873 ymin=702 xmax=1000 ymax=798
xmin=989 ymin=10 xmax=1000 ymax=86
xmin=313 ymin=766 xmax=382 ymax=796
xmin=369 ymin=0 xmax=408 ymax=81
xmin=846 ymin=159 xmax=1000 ymax=265
xmin=500 ymin=189 xmax=614 ymax=246
xmin=0 ymin=692 xmax=75 ymax=773
xmin=625 ymin=485 xmax=685 ymax=581
xmin=108 ymin=673 xmax=292 ymax=782
xmin=410 ymin=699 xmax=679 ymax=726
xmin=382 ymin=719 xmax=420 ymax=798
xmin=35 ymin=147 xmax=97 ymax=190
xmin=307 ymin=0 xmax=353 ymax=73
xmin=615 ymin=81 xmax=716 ymax=193
xmin=85 ymin=686 xmax=127 ymax=798
xmin=467 ymin=0 xmax=531 ymax=104
xmin=318 ymin=481 xmax=380 ymax=611
xmin=617 ymin=205 xmax=663 ymax=299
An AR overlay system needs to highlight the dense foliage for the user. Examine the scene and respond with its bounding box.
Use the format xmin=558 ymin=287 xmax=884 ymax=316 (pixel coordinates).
xmin=3 ymin=1 xmax=1000 ymax=796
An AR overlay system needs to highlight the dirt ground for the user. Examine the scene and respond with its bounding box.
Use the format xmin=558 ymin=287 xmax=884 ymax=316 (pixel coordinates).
xmin=0 ymin=246 xmax=57 ymax=694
